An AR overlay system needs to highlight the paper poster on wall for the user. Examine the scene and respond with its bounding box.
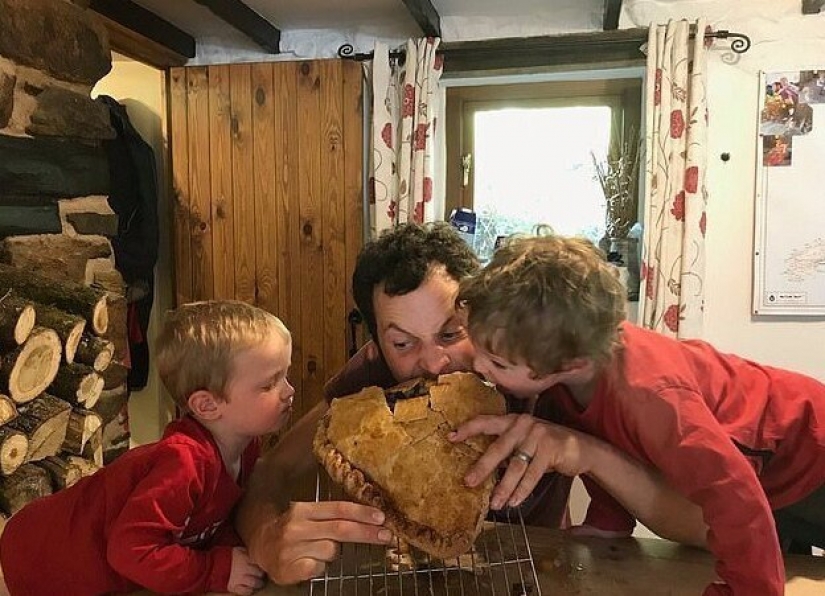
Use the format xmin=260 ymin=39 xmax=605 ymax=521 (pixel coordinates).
xmin=753 ymin=70 xmax=825 ymax=315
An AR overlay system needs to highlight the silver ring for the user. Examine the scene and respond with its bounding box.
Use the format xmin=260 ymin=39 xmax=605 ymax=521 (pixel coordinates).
xmin=513 ymin=450 xmax=533 ymax=465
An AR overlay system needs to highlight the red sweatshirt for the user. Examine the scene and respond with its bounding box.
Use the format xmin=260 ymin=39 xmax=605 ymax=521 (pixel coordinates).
xmin=0 ymin=416 xmax=259 ymax=596
xmin=539 ymin=322 xmax=825 ymax=596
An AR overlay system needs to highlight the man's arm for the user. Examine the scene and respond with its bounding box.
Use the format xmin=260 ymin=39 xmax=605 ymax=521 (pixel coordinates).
xmin=582 ymin=435 xmax=707 ymax=547
xmin=236 ymin=401 xmax=393 ymax=584
xmin=452 ymin=415 xmax=707 ymax=548
xmin=238 ymin=401 xmax=327 ymax=532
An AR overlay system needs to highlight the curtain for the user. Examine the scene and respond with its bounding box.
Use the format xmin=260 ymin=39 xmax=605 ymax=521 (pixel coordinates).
xmin=639 ymin=19 xmax=709 ymax=339
xmin=369 ymin=38 xmax=443 ymax=238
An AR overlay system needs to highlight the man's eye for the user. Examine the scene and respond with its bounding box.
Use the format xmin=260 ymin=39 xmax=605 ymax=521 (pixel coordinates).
xmin=392 ymin=341 xmax=411 ymax=350
xmin=440 ymin=328 xmax=467 ymax=343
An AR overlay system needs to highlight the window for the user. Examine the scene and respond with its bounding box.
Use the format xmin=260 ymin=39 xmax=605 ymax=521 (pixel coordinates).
xmin=445 ymin=78 xmax=642 ymax=262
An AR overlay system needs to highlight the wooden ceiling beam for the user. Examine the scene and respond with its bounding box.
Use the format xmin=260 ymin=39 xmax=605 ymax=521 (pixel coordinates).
xmin=603 ymin=0 xmax=623 ymax=31
xmin=400 ymin=0 xmax=441 ymax=38
xmin=192 ymin=0 xmax=281 ymax=54
xmin=89 ymin=0 xmax=195 ymax=60
xmin=440 ymin=28 xmax=647 ymax=73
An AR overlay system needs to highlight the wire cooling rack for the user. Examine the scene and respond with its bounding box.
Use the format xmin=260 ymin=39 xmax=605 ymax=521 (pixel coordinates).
xmin=310 ymin=471 xmax=542 ymax=596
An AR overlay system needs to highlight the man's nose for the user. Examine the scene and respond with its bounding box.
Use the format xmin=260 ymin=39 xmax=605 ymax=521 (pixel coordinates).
xmin=420 ymin=345 xmax=450 ymax=375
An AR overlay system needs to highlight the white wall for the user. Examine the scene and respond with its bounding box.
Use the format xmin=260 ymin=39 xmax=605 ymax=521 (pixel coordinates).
xmin=622 ymin=0 xmax=825 ymax=381
xmin=92 ymin=55 xmax=175 ymax=445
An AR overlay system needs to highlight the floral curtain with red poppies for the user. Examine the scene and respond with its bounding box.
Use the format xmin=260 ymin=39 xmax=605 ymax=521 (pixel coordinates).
xmin=639 ymin=19 xmax=709 ymax=339
xmin=369 ymin=38 xmax=442 ymax=237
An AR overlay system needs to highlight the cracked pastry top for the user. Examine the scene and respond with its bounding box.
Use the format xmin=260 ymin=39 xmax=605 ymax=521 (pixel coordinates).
xmin=313 ymin=372 xmax=506 ymax=559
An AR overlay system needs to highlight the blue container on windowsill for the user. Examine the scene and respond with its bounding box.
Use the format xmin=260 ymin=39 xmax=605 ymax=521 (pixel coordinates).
xmin=449 ymin=207 xmax=477 ymax=250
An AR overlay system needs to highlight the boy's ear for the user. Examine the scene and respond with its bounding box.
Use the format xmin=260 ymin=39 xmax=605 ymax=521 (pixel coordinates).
xmin=187 ymin=389 xmax=222 ymax=420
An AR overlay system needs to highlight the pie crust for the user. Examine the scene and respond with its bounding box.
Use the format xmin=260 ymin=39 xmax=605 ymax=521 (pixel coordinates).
xmin=313 ymin=372 xmax=506 ymax=559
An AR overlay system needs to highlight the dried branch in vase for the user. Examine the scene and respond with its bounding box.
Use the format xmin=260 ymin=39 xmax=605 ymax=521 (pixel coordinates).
xmin=592 ymin=132 xmax=641 ymax=239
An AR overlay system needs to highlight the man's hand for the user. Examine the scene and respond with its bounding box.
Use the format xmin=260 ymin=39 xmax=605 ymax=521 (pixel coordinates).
xmin=250 ymin=501 xmax=394 ymax=585
xmin=449 ymin=414 xmax=595 ymax=510
xmin=227 ymin=547 xmax=266 ymax=595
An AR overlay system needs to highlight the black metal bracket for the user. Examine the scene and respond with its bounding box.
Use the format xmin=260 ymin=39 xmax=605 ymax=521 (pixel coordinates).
xmin=704 ymin=30 xmax=751 ymax=54
xmin=338 ymin=43 xmax=405 ymax=63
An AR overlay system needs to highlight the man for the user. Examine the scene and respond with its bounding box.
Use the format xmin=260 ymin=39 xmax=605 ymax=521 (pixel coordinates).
xmin=236 ymin=223 xmax=706 ymax=584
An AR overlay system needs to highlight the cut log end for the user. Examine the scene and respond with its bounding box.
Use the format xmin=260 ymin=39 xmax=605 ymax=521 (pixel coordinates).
xmin=36 ymin=456 xmax=82 ymax=490
xmin=65 ymin=455 xmax=101 ymax=478
xmin=93 ymin=341 xmax=114 ymax=372
xmin=82 ymin=374 xmax=105 ymax=410
xmin=6 ymin=328 xmax=61 ymax=403
xmin=91 ymin=297 xmax=109 ymax=336
xmin=75 ymin=335 xmax=114 ymax=372
xmin=0 ymin=430 xmax=29 ymax=476
xmin=14 ymin=304 xmax=36 ymax=345
xmin=13 ymin=394 xmax=71 ymax=463
xmin=0 ymin=394 xmax=18 ymax=426
xmin=64 ymin=320 xmax=85 ymax=364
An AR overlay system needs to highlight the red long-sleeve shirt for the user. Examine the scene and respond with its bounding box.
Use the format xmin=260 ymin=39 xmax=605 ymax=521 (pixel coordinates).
xmin=0 ymin=416 xmax=259 ymax=596
xmin=539 ymin=322 xmax=825 ymax=596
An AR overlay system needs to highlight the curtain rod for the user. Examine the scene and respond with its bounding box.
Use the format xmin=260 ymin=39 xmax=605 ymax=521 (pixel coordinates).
xmin=337 ymin=29 xmax=751 ymax=62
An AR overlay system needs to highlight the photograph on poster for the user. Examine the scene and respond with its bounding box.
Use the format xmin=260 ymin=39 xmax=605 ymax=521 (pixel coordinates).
xmin=753 ymin=69 xmax=825 ymax=315
xmin=760 ymin=71 xmax=819 ymax=136
xmin=762 ymin=134 xmax=793 ymax=167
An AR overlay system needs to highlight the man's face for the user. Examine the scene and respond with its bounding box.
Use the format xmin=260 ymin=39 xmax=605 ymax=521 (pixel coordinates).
xmin=373 ymin=266 xmax=475 ymax=382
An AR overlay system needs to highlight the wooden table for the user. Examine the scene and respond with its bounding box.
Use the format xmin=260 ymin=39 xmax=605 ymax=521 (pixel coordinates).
xmin=176 ymin=526 xmax=825 ymax=595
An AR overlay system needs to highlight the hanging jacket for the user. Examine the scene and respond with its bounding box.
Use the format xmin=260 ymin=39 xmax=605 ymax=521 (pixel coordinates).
xmin=97 ymin=95 xmax=159 ymax=391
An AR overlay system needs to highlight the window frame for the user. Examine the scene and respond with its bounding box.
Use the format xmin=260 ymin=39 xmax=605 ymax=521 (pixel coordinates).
xmin=445 ymin=78 xmax=642 ymax=217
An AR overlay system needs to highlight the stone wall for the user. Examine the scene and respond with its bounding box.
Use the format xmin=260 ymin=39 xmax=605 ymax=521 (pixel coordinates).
xmin=0 ymin=0 xmax=129 ymax=463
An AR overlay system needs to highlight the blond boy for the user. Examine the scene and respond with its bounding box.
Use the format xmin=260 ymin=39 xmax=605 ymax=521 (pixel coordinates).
xmin=0 ymin=300 xmax=294 ymax=596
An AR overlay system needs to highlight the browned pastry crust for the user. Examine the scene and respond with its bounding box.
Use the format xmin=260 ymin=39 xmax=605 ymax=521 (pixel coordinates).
xmin=313 ymin=372 xmax=506 ymax=559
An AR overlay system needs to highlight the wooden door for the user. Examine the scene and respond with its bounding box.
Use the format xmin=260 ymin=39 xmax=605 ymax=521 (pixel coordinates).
xmin=169 ymin=59 xmax=364 ymax=421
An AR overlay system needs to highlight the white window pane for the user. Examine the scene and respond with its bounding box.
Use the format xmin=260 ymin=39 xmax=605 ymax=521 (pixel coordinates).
xmin=473 ymin=106 xmax=612 ymax=261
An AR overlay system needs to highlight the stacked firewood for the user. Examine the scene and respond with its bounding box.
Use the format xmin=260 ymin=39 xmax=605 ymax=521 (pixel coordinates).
xmin=0 ymin=263 xmax=114 ymax=516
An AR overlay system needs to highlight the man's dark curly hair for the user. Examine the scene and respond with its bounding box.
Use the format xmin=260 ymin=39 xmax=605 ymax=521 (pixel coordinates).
xmin=353 ymin=222 xmax=480 ymax=340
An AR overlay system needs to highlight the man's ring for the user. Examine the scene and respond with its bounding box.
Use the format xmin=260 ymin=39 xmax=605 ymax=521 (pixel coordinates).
xmin=513 ymin=450 xmax=533 ymax=465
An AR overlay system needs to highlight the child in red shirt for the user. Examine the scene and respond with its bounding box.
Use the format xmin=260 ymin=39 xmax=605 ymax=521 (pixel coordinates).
xmin=0 ymin=300 xmax=295 ymax=595
xmin=453 ymin=234 xmax=825 ymax=596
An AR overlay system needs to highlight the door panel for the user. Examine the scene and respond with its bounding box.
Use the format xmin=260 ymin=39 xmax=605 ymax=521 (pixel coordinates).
xmin=169 ymin=59 xmax=364 ymax=421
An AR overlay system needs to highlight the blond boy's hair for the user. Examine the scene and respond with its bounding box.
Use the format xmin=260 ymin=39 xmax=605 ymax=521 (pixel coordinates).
xmin=459 ymin=235 xmax=626 ymax=376
xmin=156 ymin=300 xmax=290 ymax=410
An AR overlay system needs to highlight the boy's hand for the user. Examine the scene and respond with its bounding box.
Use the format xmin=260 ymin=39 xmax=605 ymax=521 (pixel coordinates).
xmin=228 ymin=547 xmax=266 ymax=595
xmin=449 ymin=414 xmax=595 ymax=510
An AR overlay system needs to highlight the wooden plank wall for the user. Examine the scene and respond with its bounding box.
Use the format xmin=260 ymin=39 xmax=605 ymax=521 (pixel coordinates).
xmin=169 ymin=59 xmax=364 ymax=420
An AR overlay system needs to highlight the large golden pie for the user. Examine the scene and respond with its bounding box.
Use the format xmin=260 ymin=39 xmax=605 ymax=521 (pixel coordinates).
xmin=313 ymin=372 xmax=506 ymax=559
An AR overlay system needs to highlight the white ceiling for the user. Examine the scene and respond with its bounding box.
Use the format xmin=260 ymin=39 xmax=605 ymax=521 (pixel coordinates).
xmin=129 ymin=0 xmax=605 ymax=48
